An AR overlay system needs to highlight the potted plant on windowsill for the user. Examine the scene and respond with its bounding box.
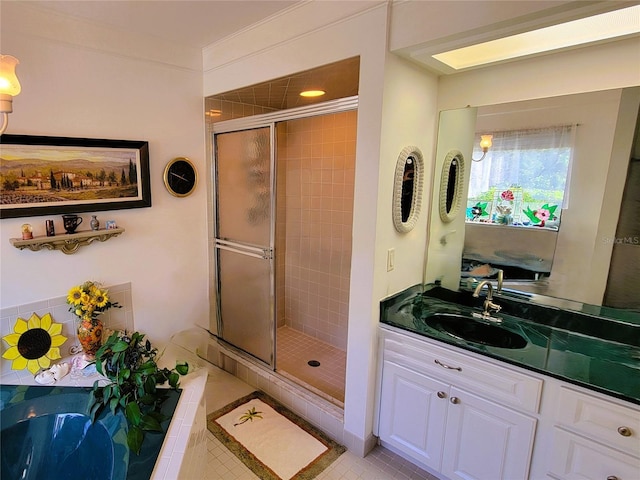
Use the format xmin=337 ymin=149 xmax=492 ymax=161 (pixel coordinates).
xmin=89 ymin=330 xmax=189 ymax=455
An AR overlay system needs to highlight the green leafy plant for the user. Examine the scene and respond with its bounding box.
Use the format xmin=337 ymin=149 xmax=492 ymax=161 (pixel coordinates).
xmin=89 ymin=331 xmax=189 ymax=455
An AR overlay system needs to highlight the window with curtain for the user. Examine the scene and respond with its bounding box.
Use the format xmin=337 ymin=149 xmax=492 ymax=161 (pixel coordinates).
xmin=466 ymin=125 xmax=574 ymax=229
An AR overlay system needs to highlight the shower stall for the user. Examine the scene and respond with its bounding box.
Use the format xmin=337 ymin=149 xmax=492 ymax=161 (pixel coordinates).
xmin=210 ymin=99 xmax=357 ymax=405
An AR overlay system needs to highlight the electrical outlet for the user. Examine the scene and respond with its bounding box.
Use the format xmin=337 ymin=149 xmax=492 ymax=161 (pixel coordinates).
xmin=387 ymin=248 xmax=395 ymax=271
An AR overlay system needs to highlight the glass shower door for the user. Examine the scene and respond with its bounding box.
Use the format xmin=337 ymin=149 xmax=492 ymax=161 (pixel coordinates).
xmin=214 ymin=126 xmax=275 ymax=366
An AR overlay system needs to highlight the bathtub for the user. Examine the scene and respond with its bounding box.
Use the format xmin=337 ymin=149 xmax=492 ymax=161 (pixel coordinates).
xmin=0 ymin=346 xmax=208 ymax=480
xmin=0 ymin=384 xmax=181 ymax=479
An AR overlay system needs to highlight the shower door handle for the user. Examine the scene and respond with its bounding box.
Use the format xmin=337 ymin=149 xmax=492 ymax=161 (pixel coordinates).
xmin=215 ymin=243 xmax=264 ymax=259
xmin=215 ymin=240 xmax=271 ymax=260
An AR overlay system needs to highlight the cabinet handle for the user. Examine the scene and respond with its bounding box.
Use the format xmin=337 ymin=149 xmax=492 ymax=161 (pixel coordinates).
xmin=437 ymin=391 xmax=447 ymax=399
xmin=617 ymin=426 xmax=632 ymax=437
xmin=435 ymin=359 xmax=462 ymax=371
xmin=450 ymin=396 xmax=460 ymax=404
xmin=606 ymin=476 xmax=619 ymax=480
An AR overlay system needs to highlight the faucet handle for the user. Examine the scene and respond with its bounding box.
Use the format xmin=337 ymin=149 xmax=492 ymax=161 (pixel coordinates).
xmin=484 ymin=299 xmax=501 ymax=314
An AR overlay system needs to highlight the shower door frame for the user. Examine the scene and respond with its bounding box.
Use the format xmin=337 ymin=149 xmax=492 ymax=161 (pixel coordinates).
xmin=210 ymin=95 xmax=359 ymax=371
xmin=213 ymin=125 xmax=277 ymax=367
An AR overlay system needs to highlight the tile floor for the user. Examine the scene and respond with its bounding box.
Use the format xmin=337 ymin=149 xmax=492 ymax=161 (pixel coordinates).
xmin=276 ymin=326 xmax=346 ymax=405
xmin=203 ymin=362 xmax=441 ymax=480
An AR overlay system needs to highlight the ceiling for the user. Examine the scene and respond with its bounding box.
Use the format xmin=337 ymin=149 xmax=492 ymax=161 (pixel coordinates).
xmin=26 ymin=0 xmax=300 ymax=49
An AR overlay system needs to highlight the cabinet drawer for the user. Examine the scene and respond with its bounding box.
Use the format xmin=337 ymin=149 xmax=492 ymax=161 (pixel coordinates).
xmin=555 ymin=387 xmax=640 ymax=457
xmin=383 ymin=331 xmax=542 ymax=413
xmin=549 ymin=428 xmax=640 ymax=480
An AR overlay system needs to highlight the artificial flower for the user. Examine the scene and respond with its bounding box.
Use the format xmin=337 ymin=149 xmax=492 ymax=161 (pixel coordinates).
xmin=535 ymin=208 xmax=551 ymax=222
xmin=500 ymin=190 xmax=514 ymax=201
xmin=94 ymin=290 xmax=109 ymax=308
xmin=523 ymin=203 xmax=558 ymax=226
xmin=470 ymin=202 xmax=489 ymax=220
xmin=2 ymin=313 xmax=67 ymax=374
xmin=66 ymin=281 xmax=120 ymax=325
xmin=67 ymin=286 xmax=84 ymax=305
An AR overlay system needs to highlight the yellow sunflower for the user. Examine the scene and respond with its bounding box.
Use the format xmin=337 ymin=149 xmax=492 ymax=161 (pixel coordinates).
xmin=94 ymin=290 xmax=109 ymax=308
xmin=67 ymin=286 xmax=83 ymax=305
xmin=2 ymin=313 xmax=67 ymax=374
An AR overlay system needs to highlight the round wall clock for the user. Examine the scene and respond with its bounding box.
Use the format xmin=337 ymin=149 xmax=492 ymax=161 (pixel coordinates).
xmin=163 ymin=157 xmax=198 ymax=197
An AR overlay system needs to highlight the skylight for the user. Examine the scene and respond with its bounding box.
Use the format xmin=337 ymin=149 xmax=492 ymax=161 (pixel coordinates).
xmin=432 ymin=5 xmax=640 ymax=70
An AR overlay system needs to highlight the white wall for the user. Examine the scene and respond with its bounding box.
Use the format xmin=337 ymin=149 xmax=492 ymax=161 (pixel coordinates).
xmin=378 ymin=53 xmax=438 ymax=298
xmin=0 ymin=3 xmax=208 ymax=345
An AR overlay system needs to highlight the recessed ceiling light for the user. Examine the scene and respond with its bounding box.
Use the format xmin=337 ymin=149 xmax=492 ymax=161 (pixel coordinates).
xmin=432 ymin=5 xmax=640 ymax=70
xmin=299 ymin=90 xmax=326 ymax=98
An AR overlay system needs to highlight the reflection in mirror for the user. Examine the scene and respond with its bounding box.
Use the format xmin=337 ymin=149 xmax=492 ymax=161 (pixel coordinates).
xmin=401 ymin=158 xmax=415 ymax=222
xmin=466 ymin=126 xmax=573 ymax=229
xmin=439 ymin=150 xmax=464 ymax=223
xmin=393 ymin=146 xmax=424 ymax=233
xmin=445 ymin=158 xmax=457 ymax=212
xmin=429 ymin=87 xmax=640 ymax=310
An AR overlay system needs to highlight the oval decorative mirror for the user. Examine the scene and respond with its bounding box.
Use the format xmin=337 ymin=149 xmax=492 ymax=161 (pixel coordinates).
xmin=439 ymin=149 xmax=465 ymax=223
xmin=393 ymin=146 xmax=424 ymax=233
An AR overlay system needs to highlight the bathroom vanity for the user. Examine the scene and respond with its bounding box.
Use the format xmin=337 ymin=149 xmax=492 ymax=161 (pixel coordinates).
xmin=375 ymin=284 xmax=640 ymax=480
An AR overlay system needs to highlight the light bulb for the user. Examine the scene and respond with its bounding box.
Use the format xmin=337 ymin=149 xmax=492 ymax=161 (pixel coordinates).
xmin=479 ymin=135 xmax=493 ymax=152
xmin=0 ymin=55 xmax=21 ymax=97
xmin=299 ymin=90 xmax=325 ymax=98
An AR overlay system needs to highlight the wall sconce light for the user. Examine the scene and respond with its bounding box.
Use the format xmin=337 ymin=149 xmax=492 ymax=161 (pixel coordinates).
xmin=0 ymin=54 xmax=22 ymax=136
xmin=472 ymin=134 xmax=493 ymax=162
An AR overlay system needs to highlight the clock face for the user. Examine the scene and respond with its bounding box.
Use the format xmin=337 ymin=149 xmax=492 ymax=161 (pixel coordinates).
xmin=164 ymin=158 xmax=197 ymax=197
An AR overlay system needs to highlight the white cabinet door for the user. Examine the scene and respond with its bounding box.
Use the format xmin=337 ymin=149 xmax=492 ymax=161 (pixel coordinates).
xmin=378 ymin=360 xmax=449 ymax=470
xmin=442 ymin=387 xmax=537 ymax=480
xmin=549 ymin=428 xmax=640 ymax=480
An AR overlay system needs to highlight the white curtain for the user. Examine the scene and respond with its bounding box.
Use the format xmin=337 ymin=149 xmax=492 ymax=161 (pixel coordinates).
xmin=468 ymin=125 xmax=575 ymax=220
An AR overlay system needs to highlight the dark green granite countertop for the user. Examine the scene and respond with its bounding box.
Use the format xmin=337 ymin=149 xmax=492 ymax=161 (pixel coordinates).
xmin=380 ymin=284 xmax=640 ymax=405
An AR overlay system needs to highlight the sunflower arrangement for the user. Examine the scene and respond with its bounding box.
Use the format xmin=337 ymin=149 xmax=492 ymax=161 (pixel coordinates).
xmin=66 ymin=281 xmax=120 ymax=325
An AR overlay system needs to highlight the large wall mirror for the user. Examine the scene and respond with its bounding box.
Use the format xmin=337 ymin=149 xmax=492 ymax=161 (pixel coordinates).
xmin=393 ymin=146 xmax=424 ymax=233
xmin=427 ymin=87 xmax=639 ymax=309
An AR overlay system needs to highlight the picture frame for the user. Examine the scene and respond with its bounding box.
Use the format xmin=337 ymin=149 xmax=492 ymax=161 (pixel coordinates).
xmin=0 ymin=134 xmax=152 ymax=219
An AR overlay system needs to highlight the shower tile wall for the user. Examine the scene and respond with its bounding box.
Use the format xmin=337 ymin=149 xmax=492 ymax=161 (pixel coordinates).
xmin=278 ymin=111 xmax=356 ymax=350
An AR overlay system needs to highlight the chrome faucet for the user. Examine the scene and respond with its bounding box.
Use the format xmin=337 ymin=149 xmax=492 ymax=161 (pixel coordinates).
xmin=473 ymin=280 xmax=502 ymax=317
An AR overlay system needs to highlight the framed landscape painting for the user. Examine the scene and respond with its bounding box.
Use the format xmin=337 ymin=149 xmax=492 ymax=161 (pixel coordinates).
xmin=0 ymin=135 xmax=151 ymax=219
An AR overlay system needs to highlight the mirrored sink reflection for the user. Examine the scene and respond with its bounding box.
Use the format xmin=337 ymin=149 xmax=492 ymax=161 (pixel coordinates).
xmin=423 ymin=313 xmax=528 ymax=349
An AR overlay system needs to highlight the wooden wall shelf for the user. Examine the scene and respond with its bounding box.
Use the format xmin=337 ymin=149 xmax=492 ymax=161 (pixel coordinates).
xmin=9 ymin=228 xmax=125 ymax=255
